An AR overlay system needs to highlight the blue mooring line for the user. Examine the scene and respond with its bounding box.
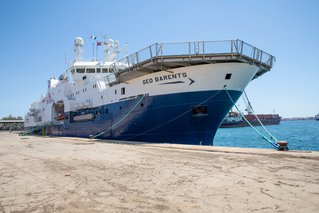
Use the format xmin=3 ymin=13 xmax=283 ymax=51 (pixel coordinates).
xmin=224 ymin=86 xmax=280 ymax=149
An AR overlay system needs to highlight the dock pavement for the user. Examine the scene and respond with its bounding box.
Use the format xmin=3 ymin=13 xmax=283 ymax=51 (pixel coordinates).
xmin=0 ymin=131 xmax=319 ymax=212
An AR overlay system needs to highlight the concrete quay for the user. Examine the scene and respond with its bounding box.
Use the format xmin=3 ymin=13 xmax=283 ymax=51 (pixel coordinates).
xmin=0 ymin=132 xmax=319 ymax=212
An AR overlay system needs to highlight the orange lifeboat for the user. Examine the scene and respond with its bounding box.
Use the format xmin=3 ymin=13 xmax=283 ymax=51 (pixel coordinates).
xmin=56 ymin=114 xmax=65 ymax=121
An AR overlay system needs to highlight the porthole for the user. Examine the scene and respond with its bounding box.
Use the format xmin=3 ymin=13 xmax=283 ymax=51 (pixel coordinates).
xmin=121 ymin=87 xmax=125 ymax=95
xmin=225 ymin=73 xmax=232 ymax=80
xmin=192 ymin=106 xmax=208 ymax=116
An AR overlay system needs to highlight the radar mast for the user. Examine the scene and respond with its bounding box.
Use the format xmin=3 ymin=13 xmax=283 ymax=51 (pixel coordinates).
xmin=74 ymin=37 xmax=84 ymax=61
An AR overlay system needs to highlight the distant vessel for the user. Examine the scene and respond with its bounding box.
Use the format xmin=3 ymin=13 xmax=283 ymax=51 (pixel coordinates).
xmin=315 ymin=114 xmax=319 ymax=121
xmin=220 ymin=111 xmax=281 ymax=128
xmin=25 ymin=37 xmax=275 ymax=145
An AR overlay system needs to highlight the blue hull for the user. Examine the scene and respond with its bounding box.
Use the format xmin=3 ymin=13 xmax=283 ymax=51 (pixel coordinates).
xmin=46 ymin=90 xmax=241 ymax=145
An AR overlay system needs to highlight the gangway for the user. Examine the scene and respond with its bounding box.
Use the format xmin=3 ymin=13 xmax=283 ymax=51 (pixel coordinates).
xmin=109 ymin=39 xmax=275 ymax=82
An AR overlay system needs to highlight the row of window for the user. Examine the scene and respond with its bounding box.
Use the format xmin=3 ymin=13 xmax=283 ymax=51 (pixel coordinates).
xmin=114 ymin=87 xmax=126 ymax=95
xmin=71 ymin=89 xmax=85 ymax=97
xmin=71 ymin=68 xmax=110 ymax=74
xmin=70 ymin=87 xmax=126 ymax=98
xmin=69 ymin=88 xmax=126 ymax=96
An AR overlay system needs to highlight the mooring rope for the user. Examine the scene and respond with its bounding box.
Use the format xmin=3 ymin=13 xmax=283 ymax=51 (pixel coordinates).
xmin=224 ymin=86 xmax=279 ymax=149
xmin=243 ymin=91 xmax=279 ymax=142
xmin=90 ymin=94 xmax=146 ymax=139
xmin=20 ymin=126 xmax=43 ymax=136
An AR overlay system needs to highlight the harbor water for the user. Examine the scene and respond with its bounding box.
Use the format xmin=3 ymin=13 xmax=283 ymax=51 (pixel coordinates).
xmin=214 ymin=120 xmax=319 ymax=151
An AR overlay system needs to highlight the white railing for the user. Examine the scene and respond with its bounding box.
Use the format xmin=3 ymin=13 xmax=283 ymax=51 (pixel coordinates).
xmin=110 ymin=39 xmax=275 ymax=74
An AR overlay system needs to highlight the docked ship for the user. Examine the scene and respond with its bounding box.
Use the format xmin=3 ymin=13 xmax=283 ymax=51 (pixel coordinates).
xmin=25 ymin=37 xmax=275 ymax=145
xmin=220 ymin=111 xmax=281 ymax=128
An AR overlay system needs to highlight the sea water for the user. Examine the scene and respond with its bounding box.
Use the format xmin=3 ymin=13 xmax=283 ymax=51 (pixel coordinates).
xmin=214 ymin=120 xmax=319 ymax=151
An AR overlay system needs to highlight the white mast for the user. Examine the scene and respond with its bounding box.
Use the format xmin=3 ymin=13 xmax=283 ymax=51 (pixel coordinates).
xmin=103 ymin=38 xmax=120 ymax=62
xmin=74 ymin=37 xmax=84 ymax=61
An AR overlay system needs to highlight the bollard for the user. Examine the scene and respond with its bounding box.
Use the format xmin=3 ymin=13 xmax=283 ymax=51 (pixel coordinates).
xmin=277 ymin=141 xmax=288 ymax=151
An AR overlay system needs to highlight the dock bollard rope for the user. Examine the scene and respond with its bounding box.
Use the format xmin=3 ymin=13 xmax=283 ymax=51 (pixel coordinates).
xmin=224 ymin=86 xmax=288 ymax=150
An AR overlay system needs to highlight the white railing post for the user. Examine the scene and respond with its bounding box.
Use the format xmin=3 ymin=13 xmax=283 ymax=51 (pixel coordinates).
xmin=136 ymin=52 xmax=139 ymax=64
xmin=149 ymin=45 xmax=153 ymax=58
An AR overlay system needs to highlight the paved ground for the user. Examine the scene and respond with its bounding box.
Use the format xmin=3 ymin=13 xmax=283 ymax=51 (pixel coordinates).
xmin=0 ymin=131 xmax=319 ymax=212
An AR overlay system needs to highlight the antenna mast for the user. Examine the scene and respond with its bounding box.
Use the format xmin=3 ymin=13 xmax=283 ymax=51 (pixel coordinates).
xmin=74 ymin=37 xmax=84 ymax=61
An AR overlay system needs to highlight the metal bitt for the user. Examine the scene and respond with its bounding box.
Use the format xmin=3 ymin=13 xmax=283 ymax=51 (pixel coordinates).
xmin=277 ymin=141 xmax=289 ymax=151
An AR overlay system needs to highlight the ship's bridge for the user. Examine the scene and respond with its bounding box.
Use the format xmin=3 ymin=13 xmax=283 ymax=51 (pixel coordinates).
xmin=70 ymin=61 xmax=116 ymax=83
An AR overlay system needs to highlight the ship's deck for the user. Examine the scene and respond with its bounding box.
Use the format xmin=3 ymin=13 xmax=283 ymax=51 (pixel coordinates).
xmin=110 ymin=40 xmax=275 ymax=82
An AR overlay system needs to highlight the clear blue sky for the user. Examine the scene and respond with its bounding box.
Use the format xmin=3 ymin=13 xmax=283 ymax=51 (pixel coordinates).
xmin=1 ymin=0 xmax=318 ymax=118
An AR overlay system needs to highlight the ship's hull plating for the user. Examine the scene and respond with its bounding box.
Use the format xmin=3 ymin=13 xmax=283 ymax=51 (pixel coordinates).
xmin=39 ymin=90 xmax=241 ymax=145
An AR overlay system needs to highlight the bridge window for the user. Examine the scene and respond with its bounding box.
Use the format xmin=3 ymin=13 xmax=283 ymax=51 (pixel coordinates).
xmin=96 ymin=68 xmax=101 ymax=73
xmin=121 ymin=87 xmax=125 ymax=95
xmin=87 ymin=68 xmax=95 ymax=73
xmin=102 ymin=68 xmax=108 ymax=73
xmin=77 ymin=68 xmax=85 ymax=73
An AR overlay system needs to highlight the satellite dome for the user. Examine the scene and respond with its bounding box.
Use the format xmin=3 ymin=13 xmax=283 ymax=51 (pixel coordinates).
xmin=75 ymin=37 xmax=84 ymax=46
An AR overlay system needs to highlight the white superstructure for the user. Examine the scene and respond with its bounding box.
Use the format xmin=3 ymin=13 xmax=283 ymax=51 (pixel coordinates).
xmin=26 ymin=37 xmax=120 ymax=128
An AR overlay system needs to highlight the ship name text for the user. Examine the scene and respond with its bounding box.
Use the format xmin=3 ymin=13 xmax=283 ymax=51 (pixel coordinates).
xmin=143 ymin=72 xmax=187 ymax=85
